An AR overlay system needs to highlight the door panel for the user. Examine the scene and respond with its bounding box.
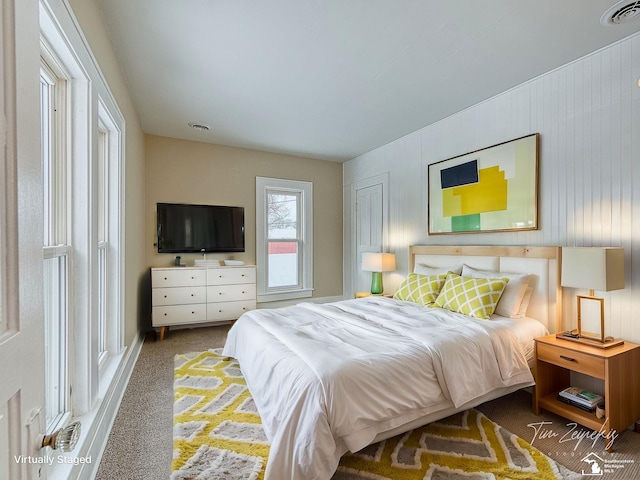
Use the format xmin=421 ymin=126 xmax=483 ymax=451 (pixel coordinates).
xmin=355 ymin=184 xmax=384 ymax=293
xmin=0 ymin=0 xmax=47 ymax=478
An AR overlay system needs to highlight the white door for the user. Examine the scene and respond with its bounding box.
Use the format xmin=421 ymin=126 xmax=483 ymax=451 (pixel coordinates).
xmin=355 ymin=183 xmax=384 ymax=293
xmin=0 ymin=1 xmax=47 ymax=479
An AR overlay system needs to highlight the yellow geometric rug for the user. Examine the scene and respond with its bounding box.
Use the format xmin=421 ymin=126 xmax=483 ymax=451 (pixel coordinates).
xmin=172 ymin=350 xmax=580 ymax=480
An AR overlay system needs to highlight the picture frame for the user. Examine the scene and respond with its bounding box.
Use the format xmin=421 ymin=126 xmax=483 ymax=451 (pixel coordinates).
xmin=428 ymin=133 xmax=539 ymax=235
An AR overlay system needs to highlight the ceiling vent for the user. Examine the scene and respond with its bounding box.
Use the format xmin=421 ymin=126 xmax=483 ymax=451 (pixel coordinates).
xmin=188 ymin=122 xmax=211 ymax=131
xmin=601 ymin=0 xmax=640 ymax=25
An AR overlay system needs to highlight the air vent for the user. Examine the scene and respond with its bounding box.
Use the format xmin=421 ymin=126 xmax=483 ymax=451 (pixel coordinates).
xmin=188 ymin=122 xmax=211 ymax=131
xmin=601 ymin=0 xmax=640 ymax=25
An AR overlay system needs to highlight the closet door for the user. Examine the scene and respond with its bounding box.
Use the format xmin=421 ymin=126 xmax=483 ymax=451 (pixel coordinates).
xmin=355 ymin=182 xmax=384 ymax=293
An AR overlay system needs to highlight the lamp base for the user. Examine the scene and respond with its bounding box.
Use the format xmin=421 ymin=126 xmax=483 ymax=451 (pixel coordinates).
xmin=555 ymin=331 xmax=624 ymax=349
xmin=370 ymin=272 xmax=383 ymax=295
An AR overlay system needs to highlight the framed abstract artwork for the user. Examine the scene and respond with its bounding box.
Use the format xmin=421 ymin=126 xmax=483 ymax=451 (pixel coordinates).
xmin=428 ymin=133 xmax=539 ymax=235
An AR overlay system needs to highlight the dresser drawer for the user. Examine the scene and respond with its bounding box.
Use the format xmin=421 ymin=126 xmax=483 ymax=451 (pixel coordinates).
xmin=152 ymin=303 xmax=207 ymax=326
xmin=537 ymin=342 xmax=605 ymax=378
xmin=207 ymin=267 xmax=255 ymax=285
xmin=152 ymin=268 xmax=206 ymax=287
xmin=207 ymin=300 xmax=255 ymax=321
xmin=152 ymin=286 xmax=206 ymax=306
xmin=207 ymin=284 xmax=256 ymax=302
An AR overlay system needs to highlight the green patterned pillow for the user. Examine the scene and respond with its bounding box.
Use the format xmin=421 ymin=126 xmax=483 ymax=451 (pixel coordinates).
xmin=393 ymin=273 xmax=448 ymax=306
xmin=434 ymin=274 xmax=509 ymax=319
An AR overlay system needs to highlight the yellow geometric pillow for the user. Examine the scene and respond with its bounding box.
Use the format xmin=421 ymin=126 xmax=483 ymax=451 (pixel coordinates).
xmin=434 ymin=274 xmax=509 ymax=319
xmin=393 ymin=273 xmax=448 ymax=306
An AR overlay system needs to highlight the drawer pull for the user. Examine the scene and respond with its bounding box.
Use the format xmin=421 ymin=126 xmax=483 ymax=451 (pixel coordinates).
xmin=560 ymin=355 xmax=575 ymax=362
xmin=164 ymin=313 xmax=167 ymax=316
xmin=164 ymin=277 xmax=167 ymax=280
xmin=191 ymin=294 xmax=194 ymax=297
xmin=191 ymin=311 xmax=195 ymax=314
xmin=164 ymin=295 xmax=167 ymax=298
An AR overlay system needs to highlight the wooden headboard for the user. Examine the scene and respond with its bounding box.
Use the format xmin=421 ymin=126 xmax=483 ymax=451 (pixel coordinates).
xmin=409 ymin=245 xmax=562 ymax=333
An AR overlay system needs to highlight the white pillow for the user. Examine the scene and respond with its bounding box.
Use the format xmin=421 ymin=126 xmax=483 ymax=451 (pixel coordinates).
xmin=517 ymin=286 xmax=534 ymax=317
xmin=415 ymin=263 xmax=463 ymax=276
xmin=461 ymin=264 xmax=529 ymax=318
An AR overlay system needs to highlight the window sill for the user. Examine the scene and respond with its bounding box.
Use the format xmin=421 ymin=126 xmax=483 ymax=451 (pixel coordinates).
xmin=257 ymin=288 xmax=313 ymax=303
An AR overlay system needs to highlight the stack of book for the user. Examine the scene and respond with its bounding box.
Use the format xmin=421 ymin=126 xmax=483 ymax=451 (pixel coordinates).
xmin=557 ymin=386 xmax=604 ymax=413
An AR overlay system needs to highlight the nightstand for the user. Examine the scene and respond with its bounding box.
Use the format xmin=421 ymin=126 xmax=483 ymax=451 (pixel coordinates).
xmin=533 ymin=334 xmax=640 ymax=445
xmin=355 ymin=292 xmax=394 ymax=298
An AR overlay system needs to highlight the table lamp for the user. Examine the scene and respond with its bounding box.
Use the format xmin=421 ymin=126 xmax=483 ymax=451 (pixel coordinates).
xmin=560 ymin=247 xmax=624 ymax=348
xmin=362 ymin=252 xmax=396 ymax=295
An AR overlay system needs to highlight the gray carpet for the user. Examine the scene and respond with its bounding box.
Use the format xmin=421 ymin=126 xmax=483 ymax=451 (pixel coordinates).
xmin=97 ymin=325 xmax=640 ymax=479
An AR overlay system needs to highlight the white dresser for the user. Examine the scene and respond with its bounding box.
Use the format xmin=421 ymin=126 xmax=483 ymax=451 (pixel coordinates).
xmin=151 ymin=265 xmax=256 ymax=339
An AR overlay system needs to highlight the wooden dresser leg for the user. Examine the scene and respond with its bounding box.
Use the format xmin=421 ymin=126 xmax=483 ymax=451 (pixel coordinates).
xmin=159 ymin=326 xmax=168 ymax=341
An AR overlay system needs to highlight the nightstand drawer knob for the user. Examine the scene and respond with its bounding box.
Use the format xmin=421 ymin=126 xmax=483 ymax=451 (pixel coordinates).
xmin=560 ymin=355 xmax=575 ymax=362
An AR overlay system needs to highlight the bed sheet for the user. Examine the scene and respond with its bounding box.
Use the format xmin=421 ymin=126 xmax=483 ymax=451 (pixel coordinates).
xmin=222 ymin=297 xmax=535 ymax=480
xmin=488 ymin=314 xmax=549 ymax=366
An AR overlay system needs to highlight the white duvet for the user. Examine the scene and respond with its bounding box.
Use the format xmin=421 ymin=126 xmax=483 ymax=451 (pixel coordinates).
xmin=222 ymin=297 xmax=535 ymax=480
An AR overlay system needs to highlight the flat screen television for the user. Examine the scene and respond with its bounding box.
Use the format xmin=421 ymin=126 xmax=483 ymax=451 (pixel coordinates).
xmin=156 ymin=203 xmax=245 ymax=253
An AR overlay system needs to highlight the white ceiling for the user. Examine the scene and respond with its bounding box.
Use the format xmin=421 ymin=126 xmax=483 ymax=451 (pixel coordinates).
xmin=98 ymin=0 xmax=640 ymax=162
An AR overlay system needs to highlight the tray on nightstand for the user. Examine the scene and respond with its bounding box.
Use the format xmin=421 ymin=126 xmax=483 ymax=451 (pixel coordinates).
xmin=555 ymin=331 xmax=624 ymax=349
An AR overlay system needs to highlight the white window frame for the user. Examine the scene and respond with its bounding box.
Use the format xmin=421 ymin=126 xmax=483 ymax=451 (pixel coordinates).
xmin=40 ymin=51 xmax=72 ymax=431
xmin=256 ymin=177 xmax=313 ymax=302
xmin=39 ymin=0 xmax=126 ymax=476
xmin=96 ymin=97 xmax=124 ymax=369
xmin=41 ymin=0 xmax=125 ymax=418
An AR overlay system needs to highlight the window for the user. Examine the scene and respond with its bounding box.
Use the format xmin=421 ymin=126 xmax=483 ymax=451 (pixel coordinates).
xmin=39 ymin=1 xmax=125 ymax=473
xmin=256 ymin=177 xmax=313 ymax=302
xmin=97 ymin=127 xmax=108 ymax=360
xmin=40 ymin=54 xmax=70 ymax=429
xmin=96 ymin=99 xmax=123 ymax=366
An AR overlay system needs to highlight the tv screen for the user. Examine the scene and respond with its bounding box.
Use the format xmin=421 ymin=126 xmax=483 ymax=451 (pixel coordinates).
xmin=157 ymin=203 xmax=245 ymax=253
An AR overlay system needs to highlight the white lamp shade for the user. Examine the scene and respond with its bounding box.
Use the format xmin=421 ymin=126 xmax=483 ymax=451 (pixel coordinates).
xmin=362 ymin=252 xmax=396 ymax=272
xmin=561 ymin=247 xmax=624 ymax=292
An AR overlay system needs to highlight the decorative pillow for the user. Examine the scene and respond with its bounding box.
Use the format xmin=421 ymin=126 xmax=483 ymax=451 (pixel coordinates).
xmin=394 ymin=273 xmax=448 ymax=306
xmin=414 ymin=263 xmax=463 ymax=276
xmin=461 ymin=265 xmax=529 ymax=318
xmin=434 ymin=274 xmax=509 ymax=320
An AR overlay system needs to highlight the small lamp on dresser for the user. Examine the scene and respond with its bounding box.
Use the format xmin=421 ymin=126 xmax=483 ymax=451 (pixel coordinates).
xmin=362 ymin=252 xmax=396 ymax=295
xmin=560 ymin=246 xmax=625 ymax=348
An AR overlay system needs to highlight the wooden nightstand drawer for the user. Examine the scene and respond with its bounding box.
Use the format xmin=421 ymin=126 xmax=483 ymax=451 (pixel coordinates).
xmin=537 ymin=342 xmax=605 ymax=378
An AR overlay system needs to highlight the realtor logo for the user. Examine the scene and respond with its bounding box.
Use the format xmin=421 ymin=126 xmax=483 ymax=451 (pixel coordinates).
xmin=581 ymin=452 xmax=604 ymax=476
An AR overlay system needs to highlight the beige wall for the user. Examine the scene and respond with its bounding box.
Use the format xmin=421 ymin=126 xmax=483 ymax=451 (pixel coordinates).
xmin=68 ymin=0 xmax=147 ymax=344
xmin=145 ymin=134 xmax=343 ymax=301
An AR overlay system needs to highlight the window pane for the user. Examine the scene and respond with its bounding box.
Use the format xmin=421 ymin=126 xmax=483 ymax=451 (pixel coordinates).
xmin=97 ymin=243 xmax=107 ymax=356
xmin=267 ymin=192 xmax=298 ymax=240
xmin=44 ymin=254 xmax=67 ymax=427
xmin=97 ymin=130 xmax=108 ymax=242
xmin=268 ymin=241 xmax=299 ymax=288
xmin=40 ymin=73 xmax=53 ymax=245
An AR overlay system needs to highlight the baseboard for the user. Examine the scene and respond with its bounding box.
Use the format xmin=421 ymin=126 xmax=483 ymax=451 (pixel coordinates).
xmin=71 ymin=331 xmax=145 ymax=480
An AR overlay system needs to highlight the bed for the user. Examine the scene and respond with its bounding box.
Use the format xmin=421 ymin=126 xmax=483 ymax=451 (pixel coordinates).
xmin=222 ymin=245 xmax=562 ymax=480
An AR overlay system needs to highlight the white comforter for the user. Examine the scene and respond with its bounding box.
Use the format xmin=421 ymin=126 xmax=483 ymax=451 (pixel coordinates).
xmin=222 ymin=297 xmax=534 ymax=480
